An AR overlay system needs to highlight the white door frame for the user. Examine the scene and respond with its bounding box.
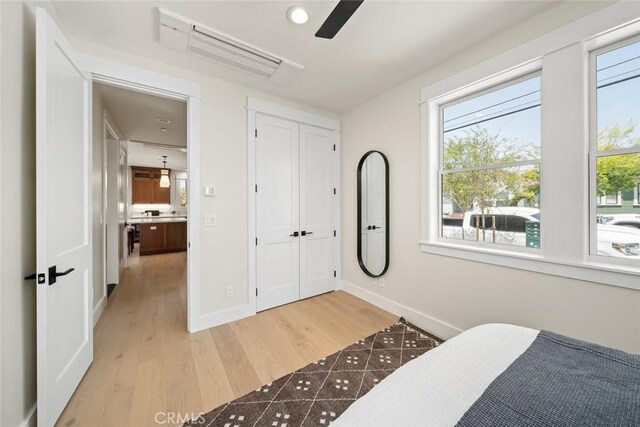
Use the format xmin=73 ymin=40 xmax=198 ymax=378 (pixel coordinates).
xmin=84 ymin=54 xmax=202 ymax=332
xmin=94 ymin=111 xmax=123 ymax=324
xmin=246 ymin=98 xmax=341 ymax=311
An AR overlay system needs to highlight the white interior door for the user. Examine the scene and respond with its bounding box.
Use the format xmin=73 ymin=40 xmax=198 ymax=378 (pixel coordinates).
xmin=256 ymin=114 xmax=300 ymax=311
xmin=365 ymin=154 xmax=387 ymax=274
xmin=300 ymin=125 xmax=336 ymax=299
xmin=35 ymin=8 xmax=93 ymax=426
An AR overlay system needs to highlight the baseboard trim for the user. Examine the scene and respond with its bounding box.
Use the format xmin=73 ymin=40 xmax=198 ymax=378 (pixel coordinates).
xmin=190 ymin=303 xmax=256 ymax=333
xmin=93 ymin=295 xmax=107 ymax=327
xmin=20 ymin=402 xmax=37 ymax=427
xmin=341 ymin=281 xmax=463 ymax=340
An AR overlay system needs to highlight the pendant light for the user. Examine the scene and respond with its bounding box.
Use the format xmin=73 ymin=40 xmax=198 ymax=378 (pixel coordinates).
xmin=160 ymin=155 xmax=171 ymax=188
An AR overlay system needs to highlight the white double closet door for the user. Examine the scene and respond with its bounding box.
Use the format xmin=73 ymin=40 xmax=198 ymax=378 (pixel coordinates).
xmin=256 ymin=114 xmax=337 ymax=311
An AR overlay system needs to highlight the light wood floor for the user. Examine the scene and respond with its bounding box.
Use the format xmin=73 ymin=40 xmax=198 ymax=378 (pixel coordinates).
xmin=56 ymin=252 xmax=397 ymax=426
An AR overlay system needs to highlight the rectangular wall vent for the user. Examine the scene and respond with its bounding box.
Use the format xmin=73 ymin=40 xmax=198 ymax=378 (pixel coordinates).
xmin=159 ymin=8 xmax=302 ymax=83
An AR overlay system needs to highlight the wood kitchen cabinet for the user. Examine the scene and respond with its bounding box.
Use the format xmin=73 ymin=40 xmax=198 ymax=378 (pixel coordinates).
xmin=131 ymin=167 xmax=171 ymax=204
xmin=139 ymin=222 xmax=187 ymax=255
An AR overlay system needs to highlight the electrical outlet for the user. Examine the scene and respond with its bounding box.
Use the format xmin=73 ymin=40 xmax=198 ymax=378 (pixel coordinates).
xmin=204 ymin=214 xmax=216 ymax=227
xmin=226 ymin=286 xmax=233 ymax=298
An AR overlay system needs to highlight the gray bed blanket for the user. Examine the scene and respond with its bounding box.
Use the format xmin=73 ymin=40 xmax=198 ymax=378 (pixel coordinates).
xmin=456 ymin=331 xmax=640 ymax=427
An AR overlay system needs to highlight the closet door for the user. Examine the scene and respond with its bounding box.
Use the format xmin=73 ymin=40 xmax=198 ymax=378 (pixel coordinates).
xmin=256 ymin=114 xmax=300 ymax=311
xmin=299 ymin=124 xmax=336 ymax=299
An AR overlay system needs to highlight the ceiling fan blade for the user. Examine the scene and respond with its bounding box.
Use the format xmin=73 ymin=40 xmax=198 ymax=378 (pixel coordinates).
xmin=315 ymin=0 xmax=364 ymax=39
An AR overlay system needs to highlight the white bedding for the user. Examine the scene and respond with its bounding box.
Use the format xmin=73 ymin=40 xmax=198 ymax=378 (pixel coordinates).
xmin=333 ymin=323 xmax=539 ymax=427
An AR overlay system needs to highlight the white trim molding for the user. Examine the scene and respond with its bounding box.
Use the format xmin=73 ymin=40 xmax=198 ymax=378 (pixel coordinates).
xmin=20 ymin=403 xmax=37 ymax=427
xmin=341 ymin=281 xmax=463 ymax=340
xmin=420 ymin=2 xmax=640 ymax=292
xmin=246 ymin=97 xmax=341 ymax=131
xmin=85 ymin=55 xmax=203 ymax=333
xmin=190 ymin=304 xmax=256 ymax=333
xmin=247 ymin=98 xmax=341 ymax=316
xmin=92 ymin=294 xmax=106 ymax=327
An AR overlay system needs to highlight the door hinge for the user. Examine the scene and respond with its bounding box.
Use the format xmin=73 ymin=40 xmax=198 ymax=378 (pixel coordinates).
xmin=333 ymin=230 xmax=337 ymax=237
xmin=333 ymin=188 xmax=336 ymax=195
xmin=333 ymin=144 xmax=336 ymax=151
xmin=256 ymin=237 xmax=258 ymax=245
xmin=255 ymin=184 xmax=258 ymax=193
xmin=334 ymin=270 xmax=337 ymax=278
xmin=255 ymin=129 xmax=258 ymax=138
xmin=256 ymin=289 xmax=258 ymax=296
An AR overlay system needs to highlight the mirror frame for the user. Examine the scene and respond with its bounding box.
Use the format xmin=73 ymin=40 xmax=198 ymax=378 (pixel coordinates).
xmin=357 ymin=150 xmax=390 ymax=278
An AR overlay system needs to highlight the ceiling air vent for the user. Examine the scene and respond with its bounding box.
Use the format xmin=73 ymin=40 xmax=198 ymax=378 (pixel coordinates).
xmin=159 ymin=8 xmax=303 ymax=84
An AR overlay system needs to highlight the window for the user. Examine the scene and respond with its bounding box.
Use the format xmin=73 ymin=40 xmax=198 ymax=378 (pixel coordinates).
xmin=440 ymin=75 xmax=541 ymax=248
xmin=421 ymin=5 xmax=640 ymax=290
xmin=592 ymin=39 xmax=640 ymax=261
xmin=597 ymin=192 xmax=621 ymax=205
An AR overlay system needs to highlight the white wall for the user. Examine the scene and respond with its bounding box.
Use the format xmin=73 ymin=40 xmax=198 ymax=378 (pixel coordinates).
xmin=0 ymin=2 xmax=37 ymax=426
xmin=92 ymin=86 xmax=107 ymax=317
xmin=341 ymin=1 xmax=640 ymax=353
xmin=68 ymin=35 xmax=339 ymax=317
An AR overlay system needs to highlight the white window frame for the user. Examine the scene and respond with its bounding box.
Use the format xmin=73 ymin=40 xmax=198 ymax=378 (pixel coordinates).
xmin=596 ymin=192 xmax=622 ymax=206
xmin=588 ymin=33 xmax=640 ymax=268
xmin=435 ymin=69 xmax=542 ymax=255
xmin=421 ymin=3 xmax=640 ymax=291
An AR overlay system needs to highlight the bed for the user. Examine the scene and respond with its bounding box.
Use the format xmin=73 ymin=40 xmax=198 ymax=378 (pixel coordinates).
xmin=333 ymin=323 xmax=640 ymax=427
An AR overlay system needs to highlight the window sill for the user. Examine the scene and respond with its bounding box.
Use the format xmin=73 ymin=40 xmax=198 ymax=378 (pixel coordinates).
xmin=419 ymin=240 xmax=640 ymax=291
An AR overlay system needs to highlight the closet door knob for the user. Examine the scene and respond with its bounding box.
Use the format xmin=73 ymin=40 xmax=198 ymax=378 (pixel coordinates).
xmin=290 ymin=231 xmax=299 ymax=237
xmin=301 ymin=231 xmax=313 ymax=236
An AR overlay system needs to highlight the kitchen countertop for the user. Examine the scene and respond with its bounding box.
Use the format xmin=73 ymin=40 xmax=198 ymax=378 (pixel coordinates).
xmin=128 ymin=217 xmax=187 ymax=224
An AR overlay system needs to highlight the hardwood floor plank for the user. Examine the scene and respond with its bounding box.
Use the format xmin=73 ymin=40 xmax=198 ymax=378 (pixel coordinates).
xmin=56 ymin=252 xmax=396 ymax=426
xmin=209 ymin=324 xmax=262 ymax=397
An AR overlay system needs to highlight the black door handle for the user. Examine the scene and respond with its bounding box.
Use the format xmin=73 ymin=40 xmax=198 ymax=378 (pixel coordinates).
xmin=48 ymin=265 xmax=75 ymax=286
xmin=290 ymin=231 xmax=299 ymax=237
xmin=367 ymin=226 xmax=372 ymax=230
xmin=371 ymin=225 xmax=379 ymax=230
xmin=301 ymin=231 xmax=313 ymax=236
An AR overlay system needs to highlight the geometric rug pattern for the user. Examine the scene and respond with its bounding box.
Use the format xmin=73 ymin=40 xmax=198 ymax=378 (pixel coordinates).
xmin=185 ymin=318 xmax=443 ymax=427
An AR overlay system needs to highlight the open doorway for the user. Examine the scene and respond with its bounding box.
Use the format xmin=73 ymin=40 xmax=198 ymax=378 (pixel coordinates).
xmin=94 ymin=82 xmax=189 ymax=320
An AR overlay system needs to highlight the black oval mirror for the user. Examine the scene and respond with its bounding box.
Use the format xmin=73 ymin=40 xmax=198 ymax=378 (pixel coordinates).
xmin=357 ymin=151 xmax=389 ymax=277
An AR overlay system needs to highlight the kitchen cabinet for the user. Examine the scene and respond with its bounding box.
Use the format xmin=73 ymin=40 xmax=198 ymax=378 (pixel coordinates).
xmin=139 ymin=221 xmax=187 ymax=255
xmin=131 ymin=167 xmax=171 ymax=204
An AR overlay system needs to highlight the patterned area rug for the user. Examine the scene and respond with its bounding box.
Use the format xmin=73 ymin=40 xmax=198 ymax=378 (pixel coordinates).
xmin=186 ymin=318 xmax=442 ymax=427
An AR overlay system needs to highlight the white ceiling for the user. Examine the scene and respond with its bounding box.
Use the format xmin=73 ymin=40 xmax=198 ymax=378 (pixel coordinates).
xmin=56 ymin=1 xmax=562 ymax=112
xmin=95 ymin=82 xmax=187 ymax=147
xmin=127 ymin=141 xmax=188 ymax=170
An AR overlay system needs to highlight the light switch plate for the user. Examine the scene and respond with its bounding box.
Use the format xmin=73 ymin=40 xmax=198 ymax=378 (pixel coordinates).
xmin=204 ymin=186 xmax=216 ymax=197
xmin=204 ymin=214 xmax=216 ymax=227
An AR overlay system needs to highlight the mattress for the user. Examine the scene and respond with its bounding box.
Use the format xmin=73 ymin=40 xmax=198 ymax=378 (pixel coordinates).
xmin=333 ymin=323 xmax=538 ymax=426
xmin=333 ymin=323 xmax=640 ymax=427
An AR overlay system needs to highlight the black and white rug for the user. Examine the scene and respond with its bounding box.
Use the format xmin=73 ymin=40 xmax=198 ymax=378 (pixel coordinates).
xmin=186 ymin=318 xmax=442 ymax=427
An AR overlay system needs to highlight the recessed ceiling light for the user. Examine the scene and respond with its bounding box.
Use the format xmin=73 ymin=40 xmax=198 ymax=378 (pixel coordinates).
xmin=287 ymin=6 xmax=309 ymax=25
xmin=157 ymin=118 xmax=171 ymax=124
xmin=160 ymin=127 xmax=168 ymax=132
